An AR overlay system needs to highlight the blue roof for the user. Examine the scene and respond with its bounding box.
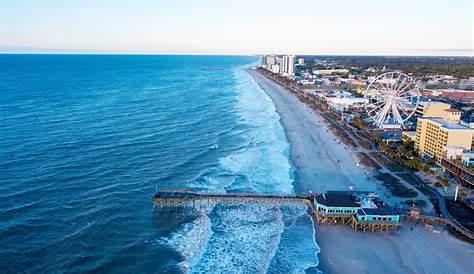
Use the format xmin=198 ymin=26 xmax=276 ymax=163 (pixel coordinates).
xmin=423 ymin=117 xmax=472 ymax=130
xmin=315 ymin=193 xmax=359 ymax=207
xmin=379 ymin=131 xmax=402 ymax=141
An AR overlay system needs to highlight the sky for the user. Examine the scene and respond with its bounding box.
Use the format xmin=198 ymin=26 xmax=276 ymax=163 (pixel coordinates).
xmin=1 ymin=0 xmax=473 ymax=56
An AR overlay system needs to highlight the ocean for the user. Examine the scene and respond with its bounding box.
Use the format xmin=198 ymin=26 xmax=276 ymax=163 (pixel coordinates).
xmin=0 ymin=55 xmax=319 ymax=273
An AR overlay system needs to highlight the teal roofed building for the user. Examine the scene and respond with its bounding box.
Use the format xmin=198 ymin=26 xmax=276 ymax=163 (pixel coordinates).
xmin=312 ymin=191 xmax=401 ymax=231
xmin=355 ymin=208 xmax=400 ymax=224
xmin=313 ymin=192 xmax=360 ymax=216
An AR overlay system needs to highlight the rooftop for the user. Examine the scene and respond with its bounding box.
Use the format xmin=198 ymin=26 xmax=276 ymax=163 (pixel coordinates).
xmin=315 ymin=193 xmax=359 ymax=207
xmin=421 ymin=117 xmax=473 ymax=130
xmin=379 ymin=131 xmax=402 ymax=141
xmin=403 ymin=131 xmax=416 ymax=137
xmin=359 ymin=207 xmax=398 ymax=216
xmin=419 ymin=101 xmax=450 ymax=106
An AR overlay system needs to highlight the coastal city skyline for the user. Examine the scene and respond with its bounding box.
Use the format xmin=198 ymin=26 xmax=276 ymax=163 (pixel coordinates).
xmin=1 ymin=0 xmax=473 ymax=56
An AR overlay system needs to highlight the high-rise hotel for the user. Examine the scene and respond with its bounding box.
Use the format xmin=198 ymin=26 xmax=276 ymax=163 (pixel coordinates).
xmin=415 ymin=106 xmax=474 ymax=162
xmin=260 ymin=54 xmax=295 ymax=78
xmin=280 ymin=55 xmax=295 ymax=77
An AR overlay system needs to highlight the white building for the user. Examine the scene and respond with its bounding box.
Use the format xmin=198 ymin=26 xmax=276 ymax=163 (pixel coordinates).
xmin=459 ymin=77 xmax=474 ymax=90
xmin=313 ymin=69 xmax=349 ymax=76
xmin=326 ymin=97 xmax=369 ymax=111
xmin=280 ymin=55 xmax=295 ymax=77
xmin=288 ymin=56 xmax=295 ymax=76
xmin=443 ymin=146 xmax=464 ymax=160
xmin=461 ymin=151 xmax=474 ymax=167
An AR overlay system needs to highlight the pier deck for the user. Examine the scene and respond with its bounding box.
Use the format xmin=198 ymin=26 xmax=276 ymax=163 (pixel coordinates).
xmin=153 ymin=190 xmax=310 ymax=207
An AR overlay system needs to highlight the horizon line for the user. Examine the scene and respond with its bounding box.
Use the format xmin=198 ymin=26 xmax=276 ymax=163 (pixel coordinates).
xmin=1 ymin=52 xmax=473 ymax=58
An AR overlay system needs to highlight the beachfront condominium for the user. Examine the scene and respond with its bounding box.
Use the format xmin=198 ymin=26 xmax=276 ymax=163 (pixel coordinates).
xmin=261 ymin=54 xmax=276 ymax=69
xmin=415 ymin=108 xmax=474 ymax=162
xmin=280 ymin=55 xmax=295 ymax=77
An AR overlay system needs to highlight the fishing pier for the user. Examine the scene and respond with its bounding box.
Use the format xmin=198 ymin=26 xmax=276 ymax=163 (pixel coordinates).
xmin=153 ymin=190 xmax=405 ymax=233
xmin=152 ymin=190 xmax=310 ymax=213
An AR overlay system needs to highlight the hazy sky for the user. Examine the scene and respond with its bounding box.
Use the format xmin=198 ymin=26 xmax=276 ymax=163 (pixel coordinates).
xmin=1 ymin=0 xmax=473 ymax=55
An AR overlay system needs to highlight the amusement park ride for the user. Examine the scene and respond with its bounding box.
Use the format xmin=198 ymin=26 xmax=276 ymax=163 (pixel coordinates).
xmin=364 ymin=72 xmax=421 ymax=130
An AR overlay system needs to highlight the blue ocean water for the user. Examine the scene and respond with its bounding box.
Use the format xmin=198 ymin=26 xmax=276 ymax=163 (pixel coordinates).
xmin=0 ymin=55 xmax=319 ymax=273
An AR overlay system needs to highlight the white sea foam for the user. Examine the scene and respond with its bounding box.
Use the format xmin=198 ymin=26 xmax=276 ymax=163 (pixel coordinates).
xmin=219 ymin=67 xmax=294 ymax=194
xmin=163 ymin=65 xmax=319 ymax=273
xmin=159 ymin=214 xmax=214 ymax=272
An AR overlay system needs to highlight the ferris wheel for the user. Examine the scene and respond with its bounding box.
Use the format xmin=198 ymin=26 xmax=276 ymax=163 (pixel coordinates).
xmin=364 ymin=72 xmax=420 ymax=129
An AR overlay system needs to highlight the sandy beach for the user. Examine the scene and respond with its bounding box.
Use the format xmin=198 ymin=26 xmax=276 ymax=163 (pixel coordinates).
xmin=247 ymin=70 xmax=377 ymax=194
xmin=248 ymin=69 xmax=474 ymax=274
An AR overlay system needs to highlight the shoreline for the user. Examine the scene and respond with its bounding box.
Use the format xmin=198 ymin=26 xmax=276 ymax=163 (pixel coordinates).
xmin=247 ymin=69 xmax=374 ymax=194
xmin=247 ymin=68 xmax=474 ymax=274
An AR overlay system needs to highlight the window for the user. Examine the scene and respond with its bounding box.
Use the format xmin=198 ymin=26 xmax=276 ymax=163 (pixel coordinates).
xmin=361 ymin=217 xmax=365 ymax=220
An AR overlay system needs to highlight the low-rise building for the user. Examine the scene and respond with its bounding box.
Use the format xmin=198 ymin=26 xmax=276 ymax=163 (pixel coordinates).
xmin=312 ymin=191 xmax=401 ymax=231
xmin=326 ymin=97 xmax=368 ymax=111
xmin=442 ymin=145 xmax=464 ymax=160
xmin=422 ymin=89 xmax=474 ymax=103
xmin=313 ymin=69 xmax=349 ymax=76
xmin=462 ymin=151 xmax=474 ymax=167
xmin=459 ymin=77 xmax=474 ymax=90
xmin=379 ymin=131 xmax=402 ymax=143
xmin=442 ymin=108 xmax=462 ymax=123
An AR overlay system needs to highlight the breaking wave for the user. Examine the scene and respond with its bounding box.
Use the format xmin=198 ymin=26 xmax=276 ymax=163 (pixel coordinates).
xmin=161 ymin=67 xmax=320 ymax=273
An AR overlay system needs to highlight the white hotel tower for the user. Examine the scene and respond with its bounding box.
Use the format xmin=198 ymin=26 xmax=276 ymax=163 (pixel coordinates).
xmin=280 ymin=55 xmax=295 ymax=77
